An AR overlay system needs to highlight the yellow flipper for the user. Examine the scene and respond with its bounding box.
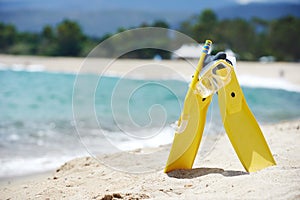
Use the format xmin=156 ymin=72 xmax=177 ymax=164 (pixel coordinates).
xmin=218 ymin=65 xmax=276 ymax=172
xmin=164 ymin=92 xmax=212 ymax=172
xmin=165 ymin=40 xmax=213 ymax=173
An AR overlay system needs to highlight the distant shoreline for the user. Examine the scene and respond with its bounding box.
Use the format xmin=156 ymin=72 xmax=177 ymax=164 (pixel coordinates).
xmin=1 ymin=54 xmax=300 ymax=90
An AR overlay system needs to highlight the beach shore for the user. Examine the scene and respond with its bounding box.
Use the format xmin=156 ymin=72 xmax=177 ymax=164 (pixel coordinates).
xmin=1 ymin=54 xmax=300 ymax=86
xmin=0 ymin=120 xmax=299 ymax=199
xmin=1 ymin=54 xmax=300 ymax=199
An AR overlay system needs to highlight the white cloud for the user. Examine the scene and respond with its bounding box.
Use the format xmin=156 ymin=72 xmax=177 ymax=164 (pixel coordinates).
xmin=236 ymin=0 xmax=300 ymax=4
xmin=237 ymin=0 xmax=263 ymax=4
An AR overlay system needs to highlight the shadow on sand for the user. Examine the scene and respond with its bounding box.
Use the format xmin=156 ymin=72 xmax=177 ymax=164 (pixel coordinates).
xmin=167 ymin=167 xmax=248 ymax=179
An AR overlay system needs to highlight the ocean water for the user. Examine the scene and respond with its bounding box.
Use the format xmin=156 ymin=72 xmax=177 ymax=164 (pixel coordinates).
xmin=0 ymin=69 xmax=300 ymax=177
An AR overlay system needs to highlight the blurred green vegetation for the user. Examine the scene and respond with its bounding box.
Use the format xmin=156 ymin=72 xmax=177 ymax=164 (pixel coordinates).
xmin=179 ymin=10 xmax=300 ymax=61
xmin=0 ymin=10 xmax=299 ymax=61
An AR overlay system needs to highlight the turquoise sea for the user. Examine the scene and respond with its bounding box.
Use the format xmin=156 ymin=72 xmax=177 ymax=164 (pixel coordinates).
xmin=0 ymin=69 xmax=300 ymax=177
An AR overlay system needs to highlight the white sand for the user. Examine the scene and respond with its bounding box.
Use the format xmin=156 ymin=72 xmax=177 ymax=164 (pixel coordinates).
xmin=0 ymin=120 xmax=299 ymax=199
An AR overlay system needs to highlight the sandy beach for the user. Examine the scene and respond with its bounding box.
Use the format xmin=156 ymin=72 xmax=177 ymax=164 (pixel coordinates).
xmin=0 ymin=120 xmax=299 ymax=199
xmin=0 ymin=54 xmax=300 ymax=199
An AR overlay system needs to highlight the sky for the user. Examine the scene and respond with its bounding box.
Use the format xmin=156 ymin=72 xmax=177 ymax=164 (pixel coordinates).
xmin=1 ymin=0 xmax=300 ymax=10
xmin=1 ymin=0 xmax=299 ymax=36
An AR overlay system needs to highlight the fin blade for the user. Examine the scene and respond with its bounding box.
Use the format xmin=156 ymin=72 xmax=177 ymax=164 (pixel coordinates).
xmin=164 ymin=92 xmax=212 ymax=173
xmin=218 ymin=68 xmax=276 ymax=172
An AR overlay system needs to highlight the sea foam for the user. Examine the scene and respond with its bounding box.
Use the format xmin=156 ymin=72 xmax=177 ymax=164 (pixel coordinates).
xmin=238 ymin=75 xmax=300 ymax=93
xmin=0 ymin=156 xmax=77 ymax=178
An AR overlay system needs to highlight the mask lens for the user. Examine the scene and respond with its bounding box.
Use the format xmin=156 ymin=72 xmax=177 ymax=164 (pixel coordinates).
xmin=196 ymin=60 xmax=232 ymax=97
xmin=196 ymin=76 xmax=215 ymax=98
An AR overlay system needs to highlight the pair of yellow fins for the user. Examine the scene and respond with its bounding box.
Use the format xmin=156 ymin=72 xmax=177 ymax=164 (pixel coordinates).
xmin=165 ymin=40 xmax=276 ymax=173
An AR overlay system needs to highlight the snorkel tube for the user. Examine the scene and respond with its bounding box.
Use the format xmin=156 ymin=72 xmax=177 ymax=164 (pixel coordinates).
xmin=178 ymin=40 xmax=212 ymax=124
